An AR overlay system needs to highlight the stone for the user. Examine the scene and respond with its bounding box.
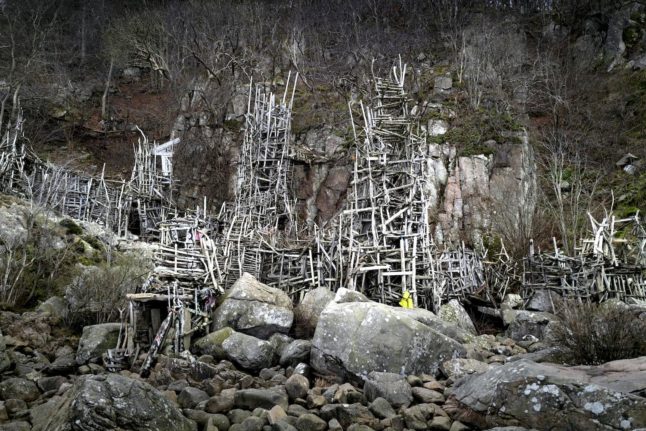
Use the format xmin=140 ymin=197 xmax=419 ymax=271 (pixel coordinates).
xmin=75 ymin=323 xmax=121 ymax=364
xmin=333 ymin=383 xmax=364 ymax=404
xmin=294 ymin=287 xmax=335 ymax=330
xmin=428 ymin=119 xmax=449 ymax=136
xmin=319 ymin=403 xmax=376 ymax=429
xmin=0 ymin=331 xmax=11 ymax=373
xmin=411 ymin=387 xmax=445 ymax=404
xmin=434 ymin=76 xmax=453 ymax=91
xmin=272 ymin=420 xmax=298 ymax=431
xmin=328 ymin=418 xmax=342 ymax=431
xmin=445 ymin=358 xmax=646 ymax=430
xmin=269 ymin=334 xmax=293 ymax=359
xmin=31 ymin=374 xmax=195 ymax=431
xmin=438 ymin=300 xmax=477 ymax=336
xmin=0 ymin=378 xmax=40 ymax=402
xmin=234 ymin=388 xmax=289 ymax=411
xmin=45 ymin=354 xmax=77 ymax=375
xmin=526 ymin=290 xmax=555 ymax=313
xmin=402 ymin=404 xmax=434 ymax=430
xmin=449 ymin=421 xmax=469 ymax=431
xmin=267 ymin=405 xmax=287 ymax=424
xmin=287 ymin=404 xmax=309 ymax=417
xmin=223 ymin=332 xmax=275 ymax=372
xmin=37 ymin=376 xmax=67 ymax=393
xmin=4 ymin=398 xmax=27 ymax=415
xmin=279 ymin=340 xmax=311 ymax=367
xmin=306 ymin=393 xmax=326 ymax=409
xmin=347 ymin=425 xmax=375 ymax=431
xmin=0 ymin=421 xmax=31 ymax=431
xmin=369 ymin=397 xmax=397 ymax=419
xmin=194 ymin=327 xmax=235 ymax=359
xmin=209 ymin=413 xmax=230 ymax=431
xmin=333 ymin=287 xmax=370 ymax=303
xmin=285 ymin=374 xmax=309 ymax=401
xmin=429 ymin=415 xmax=452 ymax=430
xmin=311 ymin=301 xmax=466 ymax=378
xmin=296 ymin=413 xmax=327 ymax=431
xmin=363 ymin=372 xmax=413 ymax=408
xmin=503 ymin=310 xmax=558 ymax=342
xmin=212 ymin=273 xmax=293 ymax=339
xmin=206 ymin=388 xmax=236 ymax=413
xmin=178 ymin=387 xmax=209 ymax=409
xmin=440 ymin=358 xmax=491 ymax=381
xmin=239 ymin=416 xmax=265 ymax=431
xmin=229 ymin=408 xmax=252 ymax=424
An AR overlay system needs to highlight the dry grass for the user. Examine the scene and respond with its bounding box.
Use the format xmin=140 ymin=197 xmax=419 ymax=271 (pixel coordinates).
xmin=549 ymin=300 xmax=646 ymax=365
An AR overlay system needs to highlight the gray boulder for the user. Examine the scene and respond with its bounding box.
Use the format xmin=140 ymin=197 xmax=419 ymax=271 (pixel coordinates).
xmin=503 ymin=309 xmax=557 ymax=342
xmin=439 ymin=299 xmax=477 ymax=335
xmin=279 ymin=340 xmax=311 ymax=367
xmin=445 ymin=358 xmax=646 ymax=430
xmin=233 ymin=388 xmax=289 ymax=411
xmin=440 ymin=358 xmax=491 ymax=381
xmin=212 ymin=273 xmax=293 ymax=339
xmin=333 ymin=287 xmax=370 ymax=304
xmin=294 ymin=287 xmax=335 ymax=329
xmin=222 ymin=331 xmax=275 ymax=371
xmin=32 ymin=374 xmax=196 ymax=431
xmin=363 ymin=372 xmax=413 ymax=408
xmin=0 ymin=378 xmax=40 ymax=402
xmin=75 ymin=323 xmax=121 ymax=364
xmin=193 ymin=327 xmax=234 ymax=359
xmin=311 ymin=300 xmax=466 ymax=378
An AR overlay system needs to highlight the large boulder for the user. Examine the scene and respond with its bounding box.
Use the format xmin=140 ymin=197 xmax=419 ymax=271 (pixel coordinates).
xmin=294 ymin=287 xmax=335 ymax=329
xmin=212 ymin=273 xmax=293 ymax=339
xmin=32 ymin=374 xmax=196 ymax=431
xmin=503 ymin=309 xmax=557 ymax=342
xmin=222 ymin=331 xmax=275 ymax=371
xmin=193 ymin=327 xmax=234 ymax=359
xmin=76 ymin=323 xmax=121 ymax=364
xmin=445 ymin=358 xmax=646 ymax=430
xmin=439 ymin=299 xmax=477 ymax=336
xmin=311 ymin=300 xmax=466 ymax=378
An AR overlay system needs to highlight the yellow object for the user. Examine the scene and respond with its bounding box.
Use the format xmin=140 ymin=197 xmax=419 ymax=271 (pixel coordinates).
xmin=399 ymin=290 xmax=414 ymax=309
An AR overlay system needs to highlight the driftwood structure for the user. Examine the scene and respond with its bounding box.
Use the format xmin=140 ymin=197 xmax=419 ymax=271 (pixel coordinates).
xmin=524 ymin=213 xmax=646 ymax=304
xmin=2 ymin=63 xmax=645 ymax=373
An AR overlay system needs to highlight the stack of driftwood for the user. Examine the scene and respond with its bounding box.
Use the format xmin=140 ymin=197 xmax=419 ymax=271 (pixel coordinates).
xmin=524 ymin=213 xmax=646 ymax=304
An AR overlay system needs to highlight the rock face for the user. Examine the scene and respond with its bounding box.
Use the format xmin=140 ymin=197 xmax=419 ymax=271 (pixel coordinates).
xmin=222 ymin=331 xmax=275 ymax=372
xmin=33 ymin=374 xmax=196 ymax=431
xmin=311 ymin=298 xmax=466 ymax=378
xmin=212 ymin=273 xmax=294 ymax=339
xmin=75 ymin=323 xmax=121 ymax=364
xmin=446 ymin=358 xmax=646 ymax=430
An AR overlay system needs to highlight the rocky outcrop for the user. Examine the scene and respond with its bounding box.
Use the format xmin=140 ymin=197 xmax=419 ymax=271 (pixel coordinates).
xmin=445 ymin=358 xmax=646 ymax=430
xmin=212 ymin=273 xmax=294 ymax=339
xmin=433 ymin=133 xmax=536 ymax=246
xmin=311 ymin=296 xmax=466 ymax=378
xmin=32 ymin=374 xmax=196 ymax=431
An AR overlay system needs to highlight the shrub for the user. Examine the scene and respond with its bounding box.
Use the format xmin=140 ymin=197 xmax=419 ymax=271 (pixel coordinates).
xmin=549 ymin=300 xmax=646 ymax=365
xmin=64 ymin=253 xmax=151 ymax=328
